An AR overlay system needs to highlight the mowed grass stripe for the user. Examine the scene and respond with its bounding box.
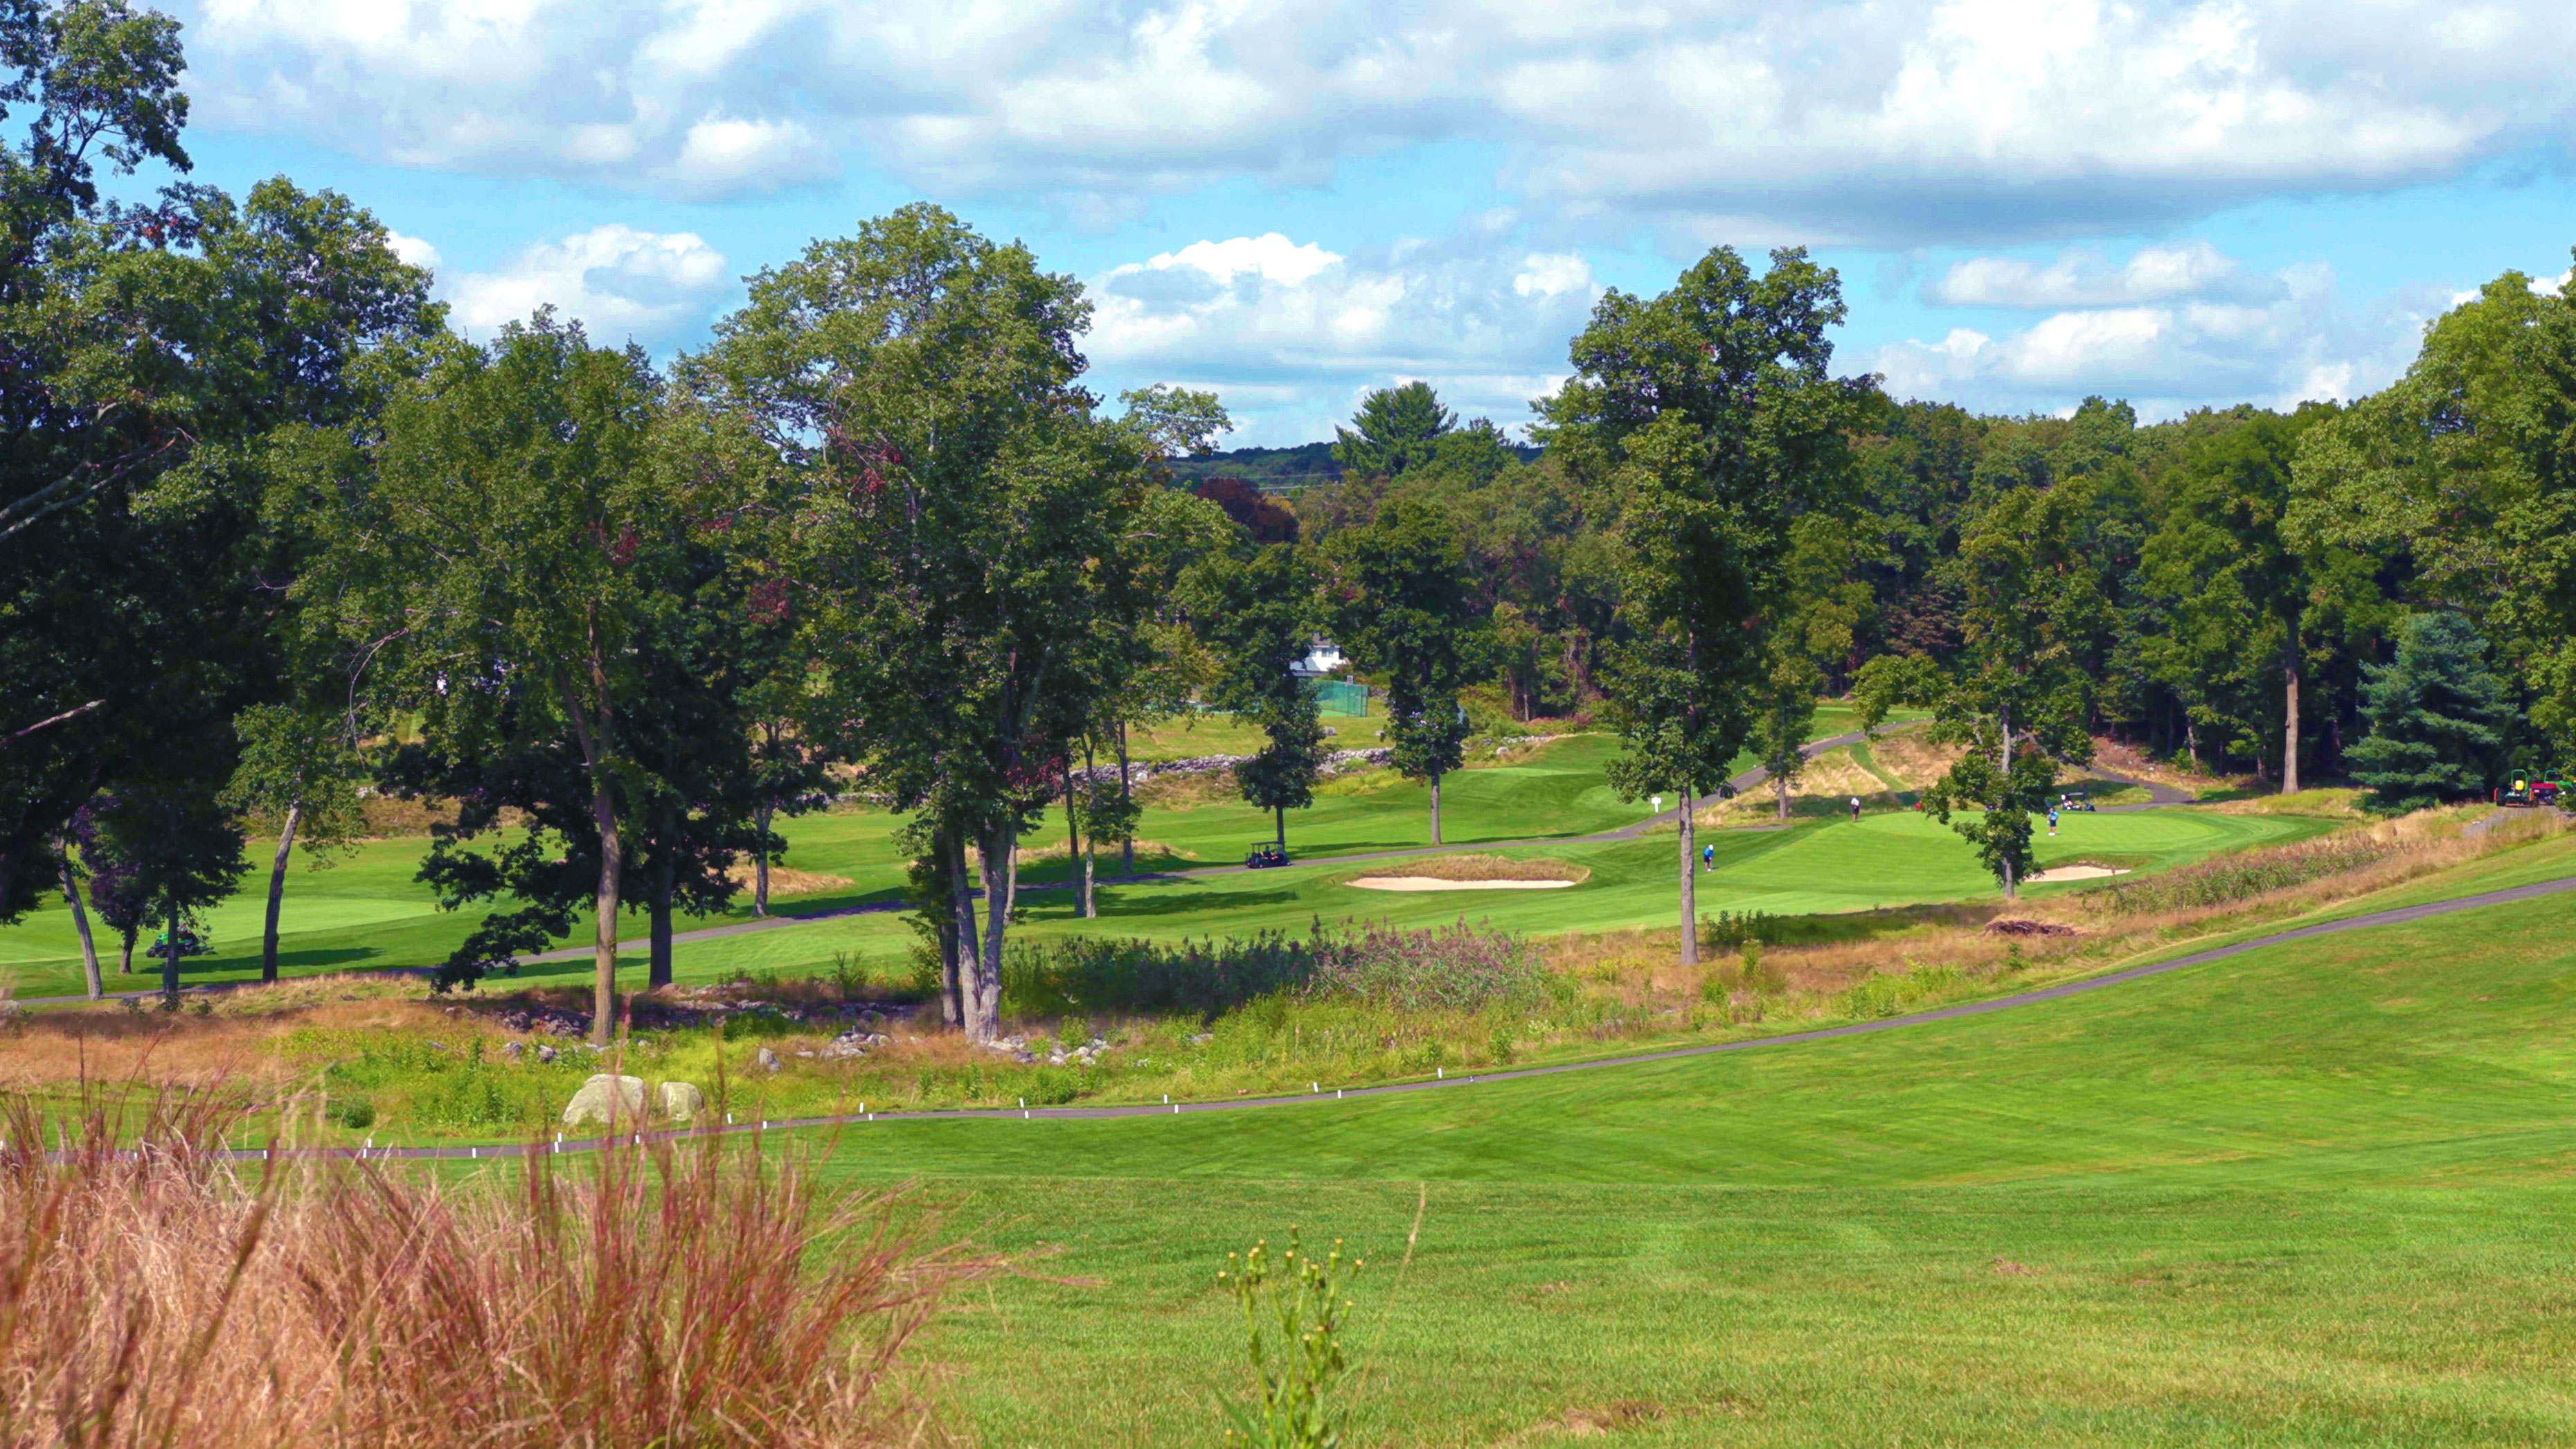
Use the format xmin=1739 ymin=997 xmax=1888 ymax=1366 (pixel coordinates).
xmin=818 ymin=889 xmax=2576 ymax=1190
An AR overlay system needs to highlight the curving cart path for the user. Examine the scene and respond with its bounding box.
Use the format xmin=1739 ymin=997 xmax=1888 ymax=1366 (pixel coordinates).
xmin=176 ymin=866 xmax=2573 ymax=1163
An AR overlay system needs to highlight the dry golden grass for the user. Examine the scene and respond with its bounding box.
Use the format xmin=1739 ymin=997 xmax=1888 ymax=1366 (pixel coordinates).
xmin=2087 ymin=736 xmax=2252 ymax=795
xmin=1345 ymin=854 xmax=1590 ymax=884
xmin=0 ymin=986 xmax=491 ymax=1092
xmin=0 ymin=1087 xmax=974 ymax=1449
xmin=1702 ymin=748 xmax=1894 ymax=825
xmin=1133 ymin=769 xmax=1242 ymax=808
xmin=1018 ymin=837 xmax=1199 ymax=865
xmin=724 ymin=862 xmax=855 ymax=896
xmin=1862 ymin=731 xmax=1967 ymax=790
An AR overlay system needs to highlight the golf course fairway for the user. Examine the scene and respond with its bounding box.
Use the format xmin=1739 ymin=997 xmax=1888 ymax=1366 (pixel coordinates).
xmin=811 ymin=861 xmax=2576 ymax=1447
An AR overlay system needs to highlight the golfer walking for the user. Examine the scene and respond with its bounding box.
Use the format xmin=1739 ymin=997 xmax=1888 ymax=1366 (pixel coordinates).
xmin=1848 ymin=796 xmax=1861 ymax=822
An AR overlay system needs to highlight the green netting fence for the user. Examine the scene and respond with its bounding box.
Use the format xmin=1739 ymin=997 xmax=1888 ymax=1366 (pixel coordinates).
xmin=1314 ymin=679 xmax=1369 ymax=716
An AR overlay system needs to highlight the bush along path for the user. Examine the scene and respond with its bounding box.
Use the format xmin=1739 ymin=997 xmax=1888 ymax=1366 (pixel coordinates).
xmin=88 ymin=866 xmax=2570 ymax=1164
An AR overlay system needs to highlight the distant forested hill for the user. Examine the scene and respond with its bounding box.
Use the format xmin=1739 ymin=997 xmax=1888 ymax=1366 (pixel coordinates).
xmin=1166 ymin=439 xmax=1539 ymax=490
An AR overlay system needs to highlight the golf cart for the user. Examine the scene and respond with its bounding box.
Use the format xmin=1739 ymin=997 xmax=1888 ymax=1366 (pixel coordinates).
xmin=2058 ymin=790 xmax=2098 ymax=813
xmin=1245 ymin=842 xmax=1291 ymax=869
xmin=2500 ymin=767 xmax=2563 ymax=808
xmin=147 ymin=925 xmax=211 ymax=963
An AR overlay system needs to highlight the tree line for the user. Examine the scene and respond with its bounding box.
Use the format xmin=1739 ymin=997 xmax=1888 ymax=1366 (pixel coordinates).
xmin=6 ymin=1 xmax=2569 ymax=1035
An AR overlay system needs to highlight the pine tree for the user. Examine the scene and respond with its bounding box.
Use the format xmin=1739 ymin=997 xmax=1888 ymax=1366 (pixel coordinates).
xmin=2347 ymin=612 xmax=2511 ymax=812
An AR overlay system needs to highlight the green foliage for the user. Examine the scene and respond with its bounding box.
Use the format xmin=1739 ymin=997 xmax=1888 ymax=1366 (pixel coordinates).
xmin=1196 ymin=542 xmax=1330 ymax=844
xmin=1219 ymin=1232 xmax=1362 ymax=1449
xmin=2347 ymin=612 xmax=2512 ymax=812
xmin=1 ymin=2 xmax=438 ymax=921
xmin=1542 ymin=247 xmax=1875 ymax=824
xmin=1327 ymin=496 xmax=1490 ymax=810
xmin=2289 ymin=257 xmax=2576 ymax=758
xmin=1119 ymin=384 xmax=1233 ymax=468
xmin=692 ymin=202 xmax=1150 ymax=1039
xmin=1330 ymin=380 xmax=1453 ymax=481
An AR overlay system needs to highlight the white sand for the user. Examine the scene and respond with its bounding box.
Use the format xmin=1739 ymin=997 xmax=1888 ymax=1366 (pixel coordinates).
xmin=1345 ymin=875 xmax=1580 ymax=891
xmin=2027 ymin=865 xmax=2132 ymax=882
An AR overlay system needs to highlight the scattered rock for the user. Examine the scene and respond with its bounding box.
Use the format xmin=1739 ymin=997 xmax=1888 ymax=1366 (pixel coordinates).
xmin=560 ymin=1074 xmax=646 ymax=1128
xmin=1983 ymin=918 xmax=2079 ymax=937
xmin=536 ymin=1044 xmax=557 ymax=1065
xmin=501 ymin=1040 xmax=524 ymax=1061
xmin=657 ymin=1081 xmax=706 ymax=1121
xmin=755 ymin=1046 xmax=780 ymax=1073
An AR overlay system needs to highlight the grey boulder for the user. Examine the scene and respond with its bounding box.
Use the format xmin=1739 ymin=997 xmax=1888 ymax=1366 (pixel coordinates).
xmin=657 ymin=1081 xmax=707 ymax=1121
xmin=560 ymin=1074 xmax=646 ymax=1128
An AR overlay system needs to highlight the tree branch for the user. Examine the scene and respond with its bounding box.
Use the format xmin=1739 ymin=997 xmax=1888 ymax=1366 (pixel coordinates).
xmin=3 ymin=699 xmax=107 ymax=751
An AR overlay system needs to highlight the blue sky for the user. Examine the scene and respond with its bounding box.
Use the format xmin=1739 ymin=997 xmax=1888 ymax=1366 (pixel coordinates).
xmin=160 ymin=0 xmax=2576 ymax=445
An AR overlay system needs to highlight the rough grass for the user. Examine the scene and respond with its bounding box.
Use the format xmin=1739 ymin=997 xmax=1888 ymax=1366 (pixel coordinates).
xmin=1019 ymin=837 xmax=1199 ymax=866
xmin=0 ymin=1087 xmax=971 ymax=1449
xmin=723 ymin=862 xmax=855 ymax=896
xmin=1340 ymin=853 xmax=1589 ymax=883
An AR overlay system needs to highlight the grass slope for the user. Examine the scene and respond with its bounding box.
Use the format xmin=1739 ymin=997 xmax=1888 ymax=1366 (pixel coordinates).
xmin=806 ymin=863 xmax=2576 ymax=1446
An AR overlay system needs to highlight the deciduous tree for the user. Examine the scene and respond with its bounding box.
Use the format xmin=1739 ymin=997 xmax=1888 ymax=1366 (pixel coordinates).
xmin=1539 ymin=246 xmax=1875 ymax=961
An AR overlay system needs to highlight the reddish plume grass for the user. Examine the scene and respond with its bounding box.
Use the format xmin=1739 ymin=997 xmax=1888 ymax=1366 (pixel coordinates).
xmin=0 ymin=1084 xmax=975 ymax=1448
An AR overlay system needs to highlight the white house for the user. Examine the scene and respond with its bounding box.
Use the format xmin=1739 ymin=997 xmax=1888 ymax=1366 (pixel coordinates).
xmin=1290 ymin=637 xmax=1345 ymax=678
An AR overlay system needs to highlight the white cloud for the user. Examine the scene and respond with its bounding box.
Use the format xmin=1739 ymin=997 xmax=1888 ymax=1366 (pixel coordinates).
xmin=177 ymin=0 xmax=2576 ymax=236
xmin=443 ymin=225 xmax=733 ymax=346
xmin=1870 ymin=256 xmax=2442 ymax=416
xmin=385 ymin=231 xmax=442 ymax=272
xmin=1925 ymin=240 xmax=2282 ymax=308
xmin=1087 ymin=227 xmax=1602 ymax=443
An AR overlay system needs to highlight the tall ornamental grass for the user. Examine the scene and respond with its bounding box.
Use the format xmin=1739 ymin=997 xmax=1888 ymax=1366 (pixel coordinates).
xmin=1002 ymin=919 xmax=1549 ymax=1020
xmin=0 ymin=1085 xmax=970 ymax=1449
xmin=2096 ymin=835 xmax=2412 ymax=915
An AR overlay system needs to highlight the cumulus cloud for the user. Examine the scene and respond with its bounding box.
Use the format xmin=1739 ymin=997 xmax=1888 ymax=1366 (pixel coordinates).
xmin=1868 ymin=255 xmax=2443 ymax=416
xmin=385 ymin=231 xmax=442 ymax=272
xmin=1085 ymin=226 xmax=1605 ymax=443
xmin=177 ymin=0 xmax=2576 ymax=236
xmin=442 ymin=225 xmax=733 ymax=347
xmin=1924 ymin=240 xmax=2284 ymax=308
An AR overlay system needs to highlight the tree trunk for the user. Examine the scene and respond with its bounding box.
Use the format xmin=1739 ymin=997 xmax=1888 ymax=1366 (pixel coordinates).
xmin=647 ymin=848 xmax=674 ymax=989
xmin=2001 ymin=854 xmax=2017 ymax=901
xmin=161 ymin=900 xmax=181 ymax=999
xmin=118 ymin=934 xmax=134 ymax=977
xmin=940 ymin=830 xmax=969 ymax=1030
xmin=2186 ymin=715 xmax=2199 ymax=770
xmin=1997 ymin=701 xmax=2012 ymax=776
xmin=1775 ymin=770 xmax=1789 ymax=821
xmin=968 ymin=827 xmax=1015 ymax=1040
xmin=261 ymin=802 xmax=301 ymax=985
xmin=1275 ymin=804 xmax=1286 ymax=851
xmin=58 ymin=850 xmax=102 ymax=999
xmin=1678 ymin=791 xmax=1700 ymax=967
xmin=1063 ymin=757 xmax=1093 ymax=920
xmin=1429 ymin=770 xmax=1443 ymax=846
xmin=1117 ymin=722 xmax=1135 ymax=877
xmin=2282 ymin=649 xmax=2302 ymax=795
xmin=752 ymin=800 xmax=773 ymax=917
xmin=587 ymin=778 xmax=622 ymax=1046
xmin=561 ymin=685 xmax=623 ymax=1047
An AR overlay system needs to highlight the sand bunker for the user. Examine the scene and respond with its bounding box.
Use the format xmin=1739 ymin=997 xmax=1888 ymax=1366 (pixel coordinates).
xmin=1345 ymin=876 xmax=1581 ymax=892
xmin=2027 ymin=864 xmax=2131 ymax=881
